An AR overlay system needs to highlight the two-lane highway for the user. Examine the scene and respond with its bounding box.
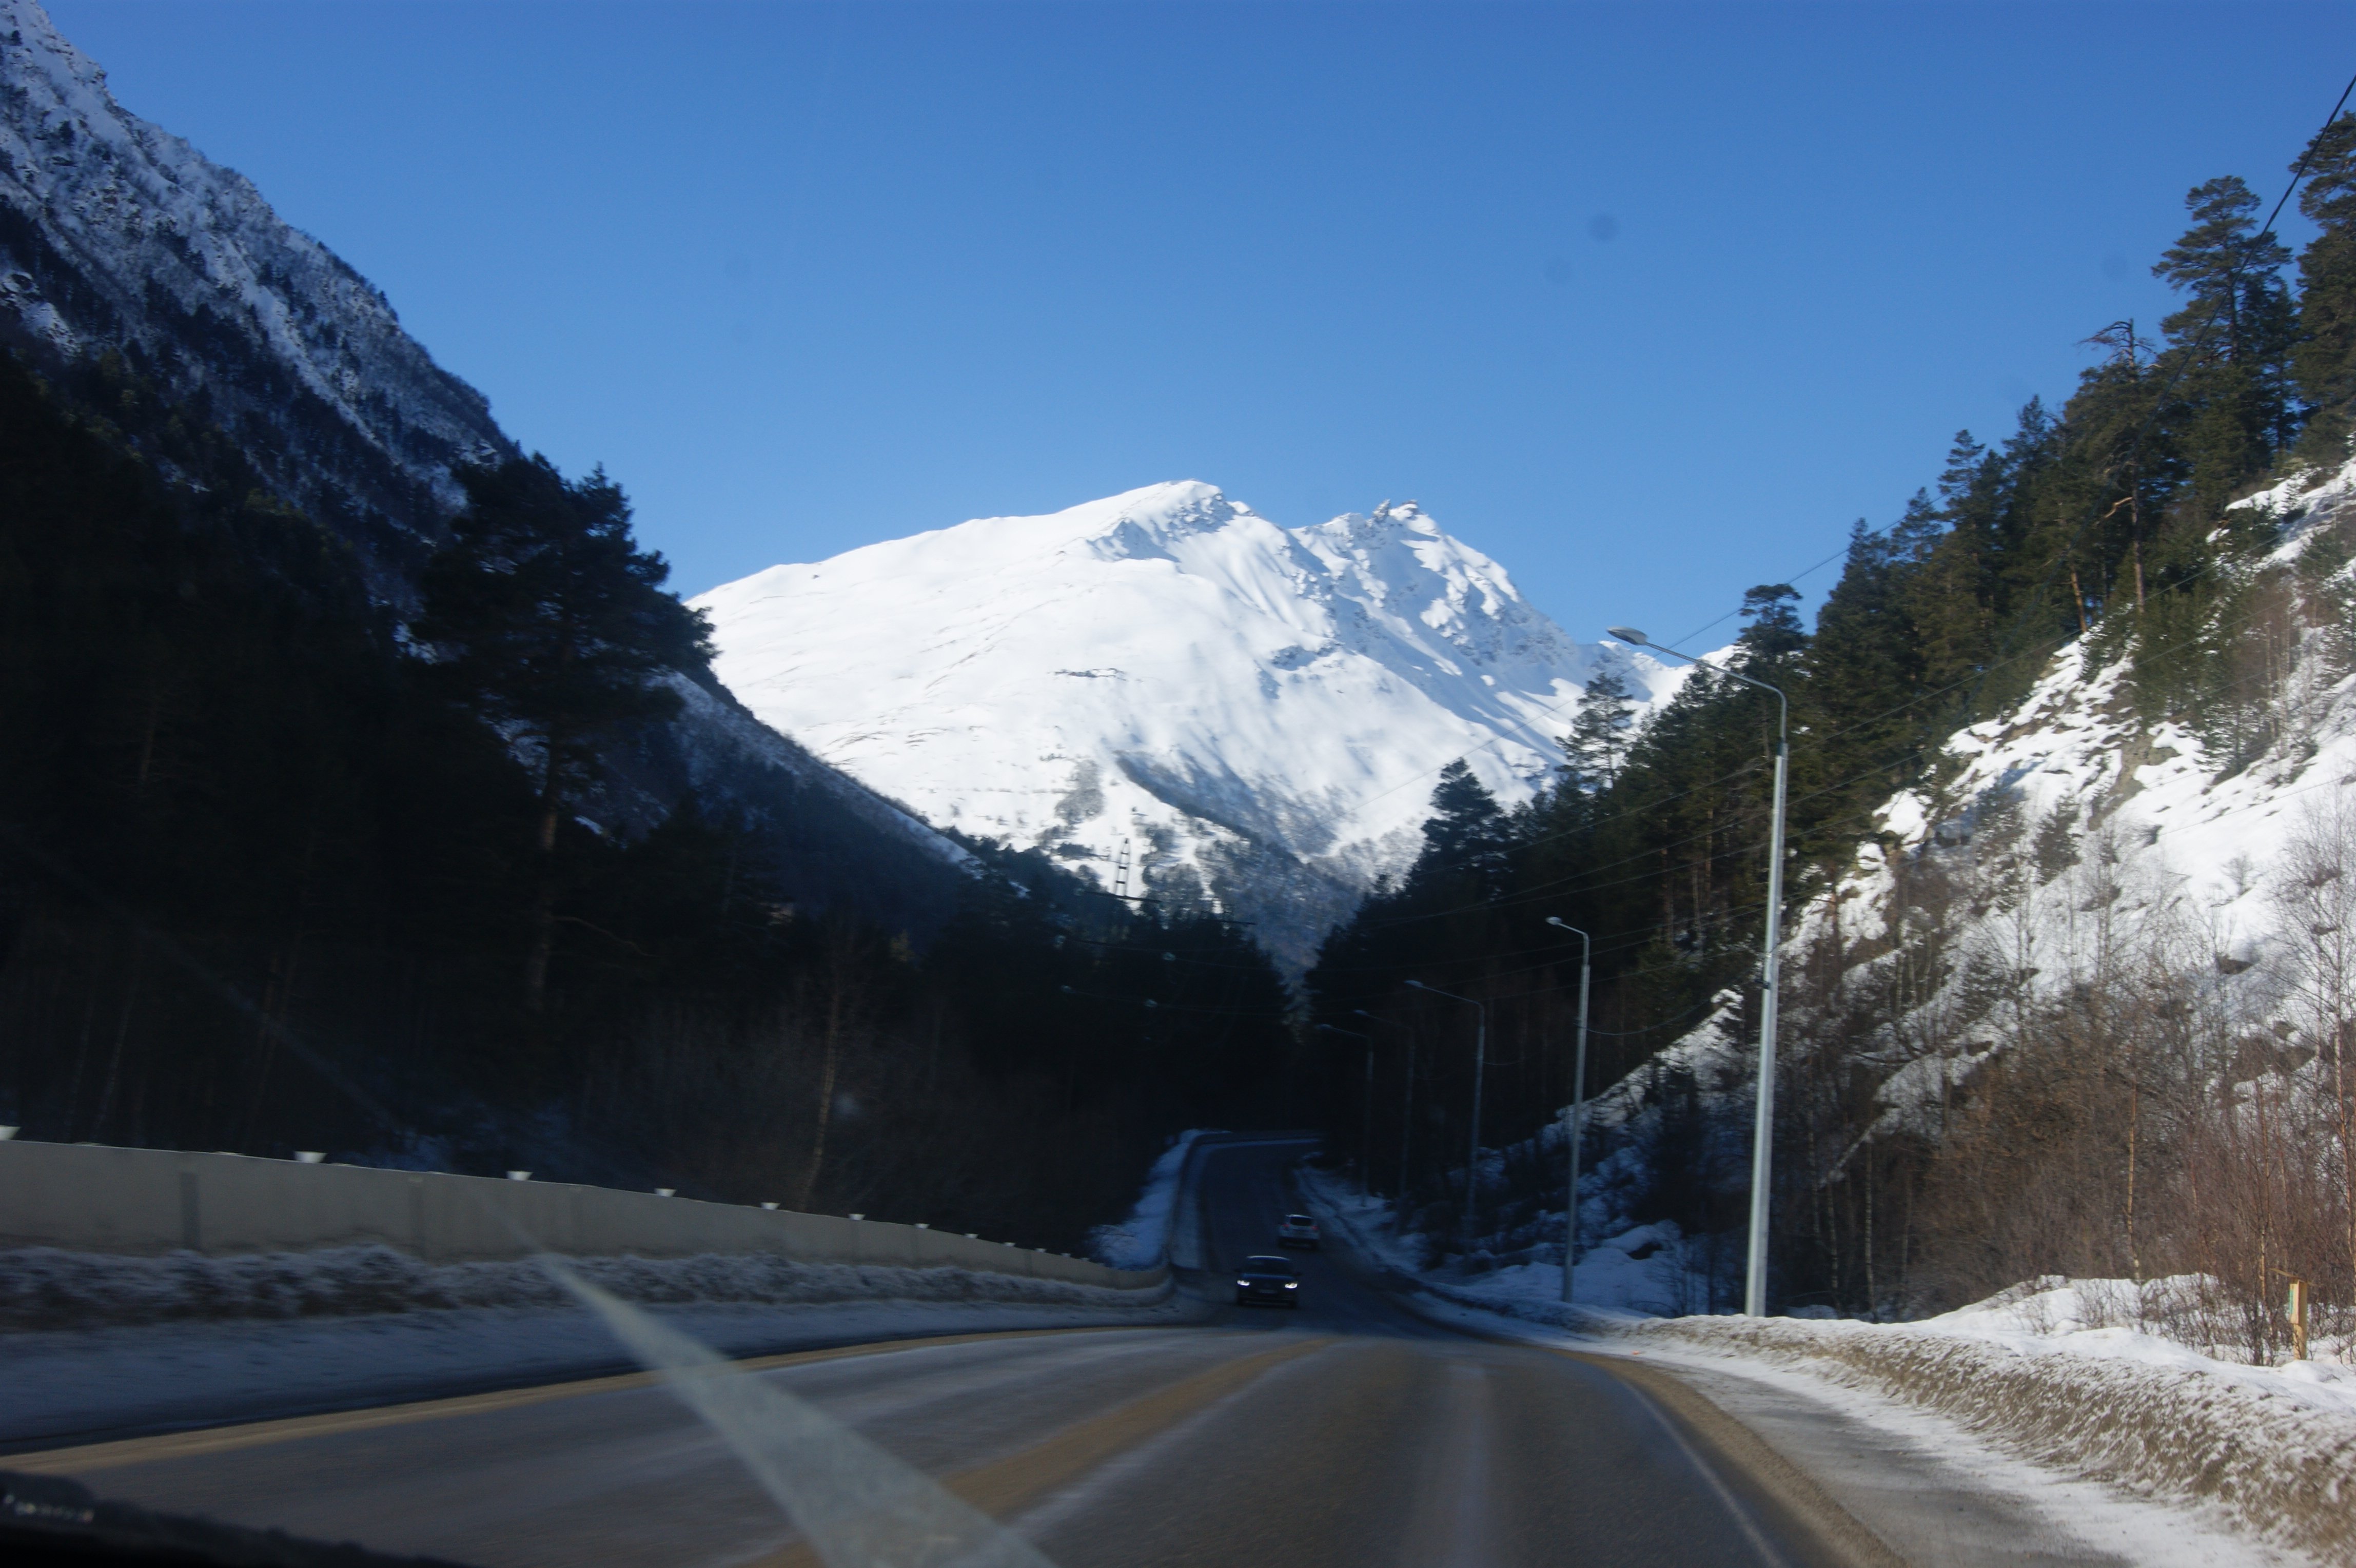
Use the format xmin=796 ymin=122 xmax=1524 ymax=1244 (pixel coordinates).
xmin=14 ymin=1139 xmax=1881 ymax=1567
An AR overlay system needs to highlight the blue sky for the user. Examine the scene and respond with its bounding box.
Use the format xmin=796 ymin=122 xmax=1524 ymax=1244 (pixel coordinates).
xmin=48 ymin=0 xmax=2354 ymax=648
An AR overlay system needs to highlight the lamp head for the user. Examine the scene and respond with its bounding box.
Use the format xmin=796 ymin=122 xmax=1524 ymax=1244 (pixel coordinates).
xmin=1605 ymin=625 xmax=1649 ymax=646
xmin=1405 ymin=979 xmax=1426 ymax=991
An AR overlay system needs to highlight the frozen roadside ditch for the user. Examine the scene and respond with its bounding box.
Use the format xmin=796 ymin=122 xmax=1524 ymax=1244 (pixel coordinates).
xmin=1299 ymin=1170 xmax=2355 ymax=1567
xmin=0 ymin=1244 xmax=1192 ymax=1451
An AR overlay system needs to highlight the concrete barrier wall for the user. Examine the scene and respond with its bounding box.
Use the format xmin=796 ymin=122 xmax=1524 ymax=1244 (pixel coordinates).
xmin=0 ymin=1141 xmax=1164 ymax=1291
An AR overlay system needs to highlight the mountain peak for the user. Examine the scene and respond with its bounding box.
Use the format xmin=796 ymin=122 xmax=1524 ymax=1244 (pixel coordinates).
xmin=696 ymin=484 xmax=1680 ymax=967
xmin=1071 ymin=480 xmax=1254 ymax=561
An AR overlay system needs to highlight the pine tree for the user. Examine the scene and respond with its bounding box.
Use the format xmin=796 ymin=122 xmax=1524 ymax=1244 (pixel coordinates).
xmin=2155 ymin=176 xmax=2295 ymax=367
xmin=1803 ymin=520 xmax=1925 ymax=821
xmin=1733 ymin=583 xmax=1807 ymax=673
xmin=2294 ymin=113 xmax=2356 ymax=432
xmin=2153 ymin=176 xmax=2299 ymax=506
xmin=1419 ymin=760 xmax=1507 ymax=865
xmin=413 ymin=456 xmax=713 ymax=1010
xmin=1557 ymin=668 xmax=1638 ymax=795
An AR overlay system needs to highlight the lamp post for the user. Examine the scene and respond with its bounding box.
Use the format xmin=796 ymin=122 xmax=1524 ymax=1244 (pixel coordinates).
xmin=1316 ymin=1024 xmax=1376 ymax=1189
xmin=1545 ymin=916 xmax=1591 ymax=1308
xmin=1606 ymin=624 xmax=1789 ymax=1318
xmin=1353 ymin=1010 xmax=1416 ymax=1207
xmin=1406 ymin=979 xmax=1487 ymax=1252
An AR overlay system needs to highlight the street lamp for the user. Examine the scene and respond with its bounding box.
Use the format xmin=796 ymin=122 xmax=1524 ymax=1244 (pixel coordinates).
xmin=1315 ymin=1023 xmax=1376 ymax=1189
xmin=1406 ymin=979 xmax=1488 ymax=1251
xmin=1355 ymin=1010 xmax=1416 ymax=1209
xmin=1545 ymin=916 xmax=1591 ymax=1308
xmin=1606 ymin=623 xmax=1789 ymax=1318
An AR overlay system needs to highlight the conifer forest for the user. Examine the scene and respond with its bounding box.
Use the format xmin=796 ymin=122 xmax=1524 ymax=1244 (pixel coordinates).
xmin=1306 ymin=120 xmax=2356 ymax=1344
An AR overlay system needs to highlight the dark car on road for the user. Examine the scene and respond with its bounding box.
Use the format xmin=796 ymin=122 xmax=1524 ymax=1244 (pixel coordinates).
xmin=1234 ymin=1253 xmax=1301 ymax=1307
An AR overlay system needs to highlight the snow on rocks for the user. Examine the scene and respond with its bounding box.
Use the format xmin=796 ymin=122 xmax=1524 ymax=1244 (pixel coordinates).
xmin=1732 ymin=444 xmax=2356 ymax=1165
xmin=694 ymin=482 xmax=1684 ymax=965
xmin=0 ymin=0 xmax=509 ymax=569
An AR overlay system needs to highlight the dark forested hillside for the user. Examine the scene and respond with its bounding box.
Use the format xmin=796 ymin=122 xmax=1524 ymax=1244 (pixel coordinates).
xmin=0 ymin=351 xmax=1301 ymax=1246
xmin=1306 ymin=113 xmax=2356 ymax=1324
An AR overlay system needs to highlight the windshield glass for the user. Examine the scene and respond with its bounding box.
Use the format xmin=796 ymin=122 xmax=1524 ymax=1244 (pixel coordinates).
xmin=3 ymin=5 xmax=2333 ymax=1567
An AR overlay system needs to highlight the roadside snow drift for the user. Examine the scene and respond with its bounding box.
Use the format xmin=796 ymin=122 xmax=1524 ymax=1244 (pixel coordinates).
xmin=0 ymin=1243 xmax=1169 ymax=1331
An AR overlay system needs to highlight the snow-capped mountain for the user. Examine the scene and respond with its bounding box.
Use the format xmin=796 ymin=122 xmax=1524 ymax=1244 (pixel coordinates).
xmin=697 ymin=481 xmax=1680 ymax=962
xmin=0 ymin=0 xmax=508 ymax=589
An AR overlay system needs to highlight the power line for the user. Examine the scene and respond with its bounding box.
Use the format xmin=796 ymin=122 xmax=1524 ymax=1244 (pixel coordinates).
xmin=1955 ymin=68 xmax=2356 ymax=727
xmin=1378 ymin=73 xmax=2356 ymax=910
xmin=1317 ymin=72 xmax=2356 ymax=1056
xmin=1662 ymin=540 xmax=1853 ymax=651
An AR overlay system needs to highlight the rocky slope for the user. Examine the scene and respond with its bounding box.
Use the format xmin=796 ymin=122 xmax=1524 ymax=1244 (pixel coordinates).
xmin=0 ymin=0 xmax=975 ymax=930
xmin=0 ymin=0 xmax=507 ymax=591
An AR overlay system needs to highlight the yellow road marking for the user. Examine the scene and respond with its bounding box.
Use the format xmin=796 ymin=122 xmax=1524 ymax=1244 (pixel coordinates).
xmin=737 ymin=1335 xmax=1332 ymax=1568
xmin=6 ymin=1325 xmax=1138 ymax=1476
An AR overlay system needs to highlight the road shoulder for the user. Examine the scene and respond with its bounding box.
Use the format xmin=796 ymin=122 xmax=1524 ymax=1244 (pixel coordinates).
xmin=1293 ymin=1167 xmax=2308 ymax=1568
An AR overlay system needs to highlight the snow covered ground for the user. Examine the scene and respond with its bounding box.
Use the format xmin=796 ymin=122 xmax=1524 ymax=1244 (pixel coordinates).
xmin=0 ymin=1244 xmax=1191 ymax=1449
xmin=1087 ymin=1129 xmax=1213 ymax=1270
xmin=1299 ymin=1171 xmax=2355 ymax=1566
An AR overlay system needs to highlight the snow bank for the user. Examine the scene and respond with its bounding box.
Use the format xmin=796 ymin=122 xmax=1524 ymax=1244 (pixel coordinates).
xmin=1300 ymin=1166 xmax=1704 ymax=1319
xmin=0 ymin=1243 xmax=1168 ymax=1332
xmin=1088 ymin=1130 xmax=1212 ymax=1270
xmin=1621 ymin=1309 xmax=2356 ymax=1567
xmin=1917 ymin=1276 xmax=2356 ymax=1414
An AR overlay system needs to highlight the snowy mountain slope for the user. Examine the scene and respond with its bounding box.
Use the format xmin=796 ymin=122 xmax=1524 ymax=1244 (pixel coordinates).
xmin=1815 ymin=455 xmax=2356 ymax=1093
xmin=696 ymin=481 xmax=1680 ymax=962
xmin=0 ymin=0 xmax=509 ymax=589
xmin=1547 ymin=448 xmax=2356 ymax=1296
xmin=0 ymin=0 xmax=980 ymax=924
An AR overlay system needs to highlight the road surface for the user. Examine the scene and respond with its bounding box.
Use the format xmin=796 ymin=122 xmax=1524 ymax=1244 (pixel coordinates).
xmin=12 ymin=1138 xmax=1880 ymax=1567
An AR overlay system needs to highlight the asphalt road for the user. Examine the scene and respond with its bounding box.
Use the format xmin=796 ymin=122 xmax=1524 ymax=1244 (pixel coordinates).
xmin=15 ymin=1138 xmax=1878 ymax=1568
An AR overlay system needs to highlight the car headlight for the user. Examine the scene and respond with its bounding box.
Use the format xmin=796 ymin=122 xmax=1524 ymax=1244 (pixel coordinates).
xmin=1236 ymin=1279 xmax=1249 ymax=1287
xmin=1284 ymin=1282 xmax=1298 ymax=1289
